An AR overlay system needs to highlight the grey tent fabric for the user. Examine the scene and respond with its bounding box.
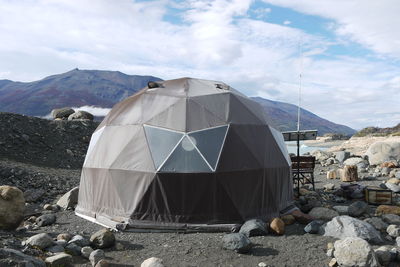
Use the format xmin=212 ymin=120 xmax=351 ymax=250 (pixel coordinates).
xmin=76 ymin=77 xmax=293 ymax=228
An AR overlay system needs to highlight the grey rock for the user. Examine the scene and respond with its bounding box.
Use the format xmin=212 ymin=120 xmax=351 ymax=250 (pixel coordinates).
xmin=396 ymin=236 xmax=400 ymax=246
xmin=222 ymin=233 xmax=252 ymax=253
xmin=0 ymin=185 xmax=25 ymax=230
xmin=335 ymin=151 xmax=350 ymax=163
xmin=55 ymin=240 xmax=68 ymax=247
xmin=56 ymin=187 xmax=79 ymax=210
xmin=239 ymin=219 xmax=268 ymax=237
xmin=23 ymin=189 xmax=45 ymax=203
xmin=311 ymin=150 xmax=331 ymax=162
xmin=68 ymin=110 xmax=94 ymax=121
xmin=333 ymin=205 xmax=349 ymax=215
xmin=51 ymin=107 xmax=75 ymax=119
xmin=334 ymin=237 xmax=379 ymax=267
xmin=36 ymin=214 xmax=56 ymax=227
xmin=45 ymin=252 xmax=72 ymax=267
xmin=47 ymin=245 xmax=65 ymax=253
xmin=396 ymin=171 xmax=400 ymax=178
xmin=382 ymin=167 xmax=390 ymax=176
xmin=308 ymin=207 xmax=339 ymax=221
xmin=385 ymin=182 xmax=400 ymax=193
xmin=350 ymin=189 xmax=364 ymax=199
xmin=382 ymin=214 xmax=400 ymax=225
xmin=366 ymin=141 xmax=400 ymax=166
xmin=344 ymin=157 xmax=364 ymax=166
xmin=0 ymin=248 xmax=46 ymax=267
xmin=26 ymin=233 xmax=54 ymax=249
xmin=65 ymin=242 xmax=82 ymax=256
xmin=81 ymin=246 xmax=94 ymax=259
xmin=321 ymin=215 xmax=383 ymax=244
xmin=364 ymin=217 xmax=389 ymax=232
xmin=90 ymin=249 xmax=105 ymax=266
xmin=68 ymin=234 xmax=90 ymax=247
xmin=348 ymin=201 xmax=368 ymax=217
xmin=387 ymin=224 xmax=400 ymax=237
xmin=90 ymin=229 xmax=115 ymax=249
xmin=304 ymin=220 xmax=324 ymax=234
xmin=374 ymin=246 xmax=393 ymax=266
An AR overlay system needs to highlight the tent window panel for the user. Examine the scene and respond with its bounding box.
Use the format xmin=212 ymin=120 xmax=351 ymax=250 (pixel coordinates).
xmin=143 ymin=125 xmax=183 ymax=169
xmin=188 ymin=125 xmax=228 ymax=169
xmin=160 ymin=136 xmax=211 ymax=172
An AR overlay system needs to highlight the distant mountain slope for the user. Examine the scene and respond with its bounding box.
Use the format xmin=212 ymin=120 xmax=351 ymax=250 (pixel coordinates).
xmin=0 ymin=69 xmax=355 ymax=135
xmin=252 ymin=97 xmax=356 ymax=136
xmin=0 ymin=68 xmax=162 ymax=116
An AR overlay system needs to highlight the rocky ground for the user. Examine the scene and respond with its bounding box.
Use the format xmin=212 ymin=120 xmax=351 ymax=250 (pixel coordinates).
xmin=1 ymin=112 xmax=400 ymax=266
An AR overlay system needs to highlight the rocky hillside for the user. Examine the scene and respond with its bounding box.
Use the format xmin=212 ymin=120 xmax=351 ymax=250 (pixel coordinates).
xmin=0 ymin=112 xmax=98 ymax=169
xmin=0 ymin=69 xmax=355 ymax=135
xmin=354 ymin=123 xmax=400 ymax=137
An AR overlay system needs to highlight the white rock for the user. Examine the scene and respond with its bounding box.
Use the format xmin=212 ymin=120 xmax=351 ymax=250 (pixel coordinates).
xmin=344 ymin=157 xmax=364 ymax=166
xmin=321 ymin=216 xmax=383 ymax=244
xmin=334 ymin=237 xmax=379 ymax=267
xmin=56 ymin=187 xmax=79 ymax=210
xmin=366 ymin=141 xmax=400 ymax=166
xmin=141 ymin=257 xmax=165 ymax=267
xmin=387 ymin=224 xmax=400 ymax=237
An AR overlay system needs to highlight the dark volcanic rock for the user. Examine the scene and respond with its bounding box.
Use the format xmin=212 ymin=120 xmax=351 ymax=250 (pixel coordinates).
xmin=239 ymin=219 xmax=268 ymax=237
xmin=0 ymin=112 xmax=98 ymax=169
xmin=36 ymin=214 xmax=56 ymax=227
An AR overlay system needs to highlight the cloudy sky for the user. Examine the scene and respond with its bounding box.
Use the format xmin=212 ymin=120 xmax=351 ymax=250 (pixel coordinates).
xmin=0 ymin=0 xmax=399 ymax=129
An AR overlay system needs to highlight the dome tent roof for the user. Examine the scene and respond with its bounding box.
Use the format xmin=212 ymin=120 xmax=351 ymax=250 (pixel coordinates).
xmin=76 ymin=77 xmax=293 ymax=230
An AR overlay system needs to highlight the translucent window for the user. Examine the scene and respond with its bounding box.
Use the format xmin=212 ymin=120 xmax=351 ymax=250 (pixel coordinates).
xmin=143 ymin=125 xmax=183 ymax=169
xmin=159 ymin=136 xmax=212 ymax=172
xmin=188 ymin=125 xmax=228 ymax=170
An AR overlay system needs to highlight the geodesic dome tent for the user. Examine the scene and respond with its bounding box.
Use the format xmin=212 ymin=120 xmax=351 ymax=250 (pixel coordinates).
xmin=75 ymin=77 xmax=293 ymax=229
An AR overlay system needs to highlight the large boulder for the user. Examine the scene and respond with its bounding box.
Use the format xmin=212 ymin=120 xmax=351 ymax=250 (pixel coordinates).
xmin=0 ymin=248 xmax=46 ymax=267
xmin=90 ymin=229 xmax=115 ymax=249
xmin=239 ymin=219 xmax=268 ymax=237
xmin=0 ymin=185 xmax=25 ymax=230
xmin=26 ymin=233 xmax=54 ymax=249
xmin=45 ymin=253 xmax=72 ymax=267
xmin=56 ymin=187 xmax=79 ymax=210
xmin=222 ymin=233 xmax=252 ymax=253
xmin=308 ymin=207 xmax=339 ymax=221
xmin=348 ymin=201 xmax=368 ymax=217
xmin=51 ymin=107 xmax=75 ymax=119
xmin=320 ymin=215 xmax=383 ymax=244
xmin=311 ymin=150 xmax=331 ymax=162
xmin=334 ymin=151 xmax=350 ymax=163
xmin=68 ymin=111 xmax=94 ymax=121
xmin=334 ymin=237 xmax=380 ymax=267
xmin=366 ymin=141 xmax=400 ymax=166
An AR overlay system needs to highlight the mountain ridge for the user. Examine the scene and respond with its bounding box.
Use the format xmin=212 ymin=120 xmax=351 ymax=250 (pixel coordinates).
xmin=0 ymin=69 xmax=356 ymax=135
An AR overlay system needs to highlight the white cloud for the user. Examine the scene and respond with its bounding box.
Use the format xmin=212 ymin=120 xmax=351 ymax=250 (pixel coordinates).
xmin=0 ymin=0 xmax=399 ymax=129
xmin=262 ymin=0 xmax=400 ymax=58
xmin=283 ymin=20 xmax=291 ymax=25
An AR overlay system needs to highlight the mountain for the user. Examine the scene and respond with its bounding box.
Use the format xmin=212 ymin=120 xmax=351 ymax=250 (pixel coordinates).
xmin=252 ymin=97 xmax=356 ymax=136
xmin=0 ymin=69 xmax=356 ymax=135
xmin=0 ymin=68 xmax=162 ymax=116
